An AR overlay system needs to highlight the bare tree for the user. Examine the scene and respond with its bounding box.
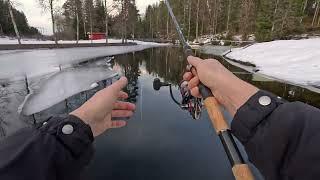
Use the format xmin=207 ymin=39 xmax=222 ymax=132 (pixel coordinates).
xmin=104 ymin=0 xmax=109 ymax=44
xmin=81 ymin=0 xmax=87 ymax=38
xmin=166 ymin=10 xmax=169 ymax=40
xmin=312 ymin=0 xmax=320 ymax=27
xmin=300 ymin=0 xmax=309 ymax=23
xmin=226 ymin=0 xmax=232 ymax=32
xmin=75 ymin=0 xmax=79 ymax=44
xmin=187 ymin=0 xmax=191 ymax=41
xmin=271 ymin=0 xmax=280 ymax=33
xmin=8 ymin=0 xmax=21 ymax=44
xmin=38 ymin=0 xmax=58 ymax=44
xmin=195 ymin=0 xmax=200 ymax=41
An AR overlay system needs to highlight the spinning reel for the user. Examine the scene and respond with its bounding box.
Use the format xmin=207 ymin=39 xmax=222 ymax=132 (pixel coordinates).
xmin=153 ymin=78 xmax=203 ymax=120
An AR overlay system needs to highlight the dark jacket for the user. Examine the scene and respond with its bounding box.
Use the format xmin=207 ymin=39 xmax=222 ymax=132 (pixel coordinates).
xmin=0 ymin=90 xmax=319 ymax=180
xmin=0 ymin=115 xmax=94 ymax=180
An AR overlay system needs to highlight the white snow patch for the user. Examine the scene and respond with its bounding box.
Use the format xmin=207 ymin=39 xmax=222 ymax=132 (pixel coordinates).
xmin=0 ymin=37 xmax=165 ymax=45
xmin=226 ymin=38 xmax=320 ymax=87
xmin=0 ymin=42 xmax=169 ymax=81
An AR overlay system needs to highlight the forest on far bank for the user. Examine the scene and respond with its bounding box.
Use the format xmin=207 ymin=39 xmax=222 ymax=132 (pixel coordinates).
xmin=1 ymin=0 xmax=320 ymax=43
xmin=0 ymin=0 xmax=40 ymax=37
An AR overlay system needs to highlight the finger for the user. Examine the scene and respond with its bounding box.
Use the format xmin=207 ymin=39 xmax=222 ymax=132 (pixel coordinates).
xmin=112 ymin=77 xmax=128 ymax=91
xmin=112 ymin=110 xmax=134 ymax=118
xmin=187 ymin=56 xmax=203 ymax=68
xmin=113 ymin=101 xmax=136 ymax=110
xmin=118 ymin=91 xmax=128 ymax=99
xmin=110 ymin=120 xmax=127 ymax=129
xmin=190 ymin=87 xmax=202 ymax=98
xmin=190 ymin=66 xmax=198 ymax=76
xmin=97 ymin=77 xmax=128 ymax=102
xmin=183 ymin=72 xmax=193 ymax=81
xmin=188 ymin=76 xmax=200 ymax=89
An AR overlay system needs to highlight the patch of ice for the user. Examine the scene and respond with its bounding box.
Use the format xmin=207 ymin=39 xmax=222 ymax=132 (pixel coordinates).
xmin=20 ymin=66 xmax=118 ymax=115
xmin=0 ymin=37 xmax=171 ymax=46
xmin=0 ymin=42 xmax=169 ymax=81
xmin=226 ymin=38 xmax=320 ymax=87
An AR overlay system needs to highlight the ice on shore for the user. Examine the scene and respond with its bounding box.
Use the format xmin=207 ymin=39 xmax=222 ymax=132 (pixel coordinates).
xmin=0 ymin=37 xmax=163 ymax=45
xmin=0 ymin=42 xmax=169 ymax=81
xmin=226 ymin=38 xmax=320 ymax=88
xmin=20 ymin=66 xmax=118 ymax=116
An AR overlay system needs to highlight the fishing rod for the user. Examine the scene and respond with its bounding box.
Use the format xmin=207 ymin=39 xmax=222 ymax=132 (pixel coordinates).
xmin=154 ymin=0 xmax=255 ymax=179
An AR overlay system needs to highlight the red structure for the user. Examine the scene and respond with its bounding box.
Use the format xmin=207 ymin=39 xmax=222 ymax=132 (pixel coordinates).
xmin=88 ymin=32 xmax=106 ymax=40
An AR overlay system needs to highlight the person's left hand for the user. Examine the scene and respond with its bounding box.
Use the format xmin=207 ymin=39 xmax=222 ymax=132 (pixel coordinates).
xmin=71 ymin=77 xmax=136 ymax=137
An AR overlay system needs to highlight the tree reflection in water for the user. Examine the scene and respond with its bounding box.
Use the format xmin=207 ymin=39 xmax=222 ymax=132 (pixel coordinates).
xmin=33 ymin=47 xmax=320 ymax=124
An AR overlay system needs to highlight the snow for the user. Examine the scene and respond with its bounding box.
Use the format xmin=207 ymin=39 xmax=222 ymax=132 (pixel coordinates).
xmin=0 ymin=37 xmax=162 ymax=45
xmin=0 ymin=41 xmax=169 ymax=81
xmin=226 ymin=38 xmax=320 ymax=87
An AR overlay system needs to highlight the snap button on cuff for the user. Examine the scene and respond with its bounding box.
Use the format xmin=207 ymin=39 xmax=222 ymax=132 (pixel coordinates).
xmin=259 ymin=96 xmax=272 ymax=106
xmin=62 ymin=124 xmax=74 ymax=135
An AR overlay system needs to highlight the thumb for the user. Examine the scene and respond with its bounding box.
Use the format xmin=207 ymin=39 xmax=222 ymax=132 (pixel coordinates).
xmin=110 ymin=77 xmax=128 ymax=92
xmin=187 ymin=56 xmax=202 ymax=68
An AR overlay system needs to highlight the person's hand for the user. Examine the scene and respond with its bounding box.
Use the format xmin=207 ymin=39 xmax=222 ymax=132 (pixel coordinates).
xmin=70 ymin=77 xmax=136 ymax=137
xmin=183 ymin=56 xmax=258 ymax=116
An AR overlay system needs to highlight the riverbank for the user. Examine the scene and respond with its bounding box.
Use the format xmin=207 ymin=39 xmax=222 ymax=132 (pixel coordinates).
xmin=224 ymin=38 xmax=320 ymax=90
xmin=0 ymin=40 xmax=170 ymax=81
xmin=199 ymin=39 xmax=320 ymax=93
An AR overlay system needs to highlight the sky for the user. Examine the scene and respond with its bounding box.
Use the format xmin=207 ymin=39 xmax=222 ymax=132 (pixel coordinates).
xmin=15 ymin=0 xmax=160 ymax=35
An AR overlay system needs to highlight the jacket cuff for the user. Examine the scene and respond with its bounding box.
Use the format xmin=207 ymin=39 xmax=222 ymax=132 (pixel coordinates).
xmin=39 ymin=115 xmax=94 ymax=157
xmin=231 ymin=90 xmax=285 ymax=144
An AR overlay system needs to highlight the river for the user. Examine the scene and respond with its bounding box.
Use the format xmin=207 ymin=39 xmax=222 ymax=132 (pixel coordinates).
xmin=1 ymin=46 xmax=319 ymax=179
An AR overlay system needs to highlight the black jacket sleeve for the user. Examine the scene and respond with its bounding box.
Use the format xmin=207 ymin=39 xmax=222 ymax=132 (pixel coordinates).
xmin=0 ymin=115 xmax=94 ymax=180
xmin=231 ymin=90 xmax=320 ymax=180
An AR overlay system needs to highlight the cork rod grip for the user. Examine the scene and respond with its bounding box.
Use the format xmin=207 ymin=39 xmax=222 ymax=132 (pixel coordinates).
xmin=232 ymin=164 xmax=255 ymax=180
xmin=203 ymin=97 xmax=230 ymax=133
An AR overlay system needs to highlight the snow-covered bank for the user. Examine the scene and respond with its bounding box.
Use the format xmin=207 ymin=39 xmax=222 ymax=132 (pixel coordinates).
xmin=225 ymin=38 xmax=320 ymax=88
xmin=0 ymin=37 xmax=153 ymax=45
xmin=0 ymin=41 xmax=169 ymax=81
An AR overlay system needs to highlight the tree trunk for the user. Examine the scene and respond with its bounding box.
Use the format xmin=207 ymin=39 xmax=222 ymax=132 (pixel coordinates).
xmin=226 ymin=0 xmax=232 ymax=32
xmin=195 ymin=0 xmax=200 ymax=41
xmin=104 ymin=0 xmax=108 ymax=44
xmin=281 ymin=1 xmax=291 ymax=34
xmin=206 ymin=0 xmax=213 ymax=34
xmin=187 ymin=0 xmax=191 ymax=41
xmin=312 ymin=1 xmax=319 ymax=27
xmin=8 ymin=0 xmax=21 ymax=45
xmin=121 ymin=0 xmax=124 ymax=43
xmin=149 ymin=9 xmax=153 ymax=39
xmin=183 ymin=0 xmax=186 ymax=29
xmin=81 ymin=0 xmax=86 ymax=38
xmin=50 ymin=0 xmax=58 ymax=44
xmin=271 ymin=0 xmax=280 ymax=33
xmin=300 ymin=0 xmax=308 ymax=23
xmin=75 ymin=4 xmax=79 ymax=44
xmin=166 ymin=11 xmax=169 ymax=40
xmin=0 ymin=23 xmax=3 ymax=35
xmin=89 ymin=2 xmax=93 ymax=43
xmin=201 ymin=11 xmax=204 ymax=36
xmin=124 ymin=0 xmax=127 ymax=43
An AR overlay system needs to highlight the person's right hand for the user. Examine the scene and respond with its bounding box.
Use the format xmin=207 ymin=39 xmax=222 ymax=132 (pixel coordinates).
xmin=183 ymin=56 xmax=259 ymax=116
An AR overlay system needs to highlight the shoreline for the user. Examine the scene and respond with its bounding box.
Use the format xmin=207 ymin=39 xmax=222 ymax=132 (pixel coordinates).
xmin=0 ymin=42 xmax=137 ymax=50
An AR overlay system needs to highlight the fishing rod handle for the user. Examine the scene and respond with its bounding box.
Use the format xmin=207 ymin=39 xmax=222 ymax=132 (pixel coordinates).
xmin=232 ymin=164 xmax=255 ymax=180
xmin=202 ymin=94 xmax=255 ymax=180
